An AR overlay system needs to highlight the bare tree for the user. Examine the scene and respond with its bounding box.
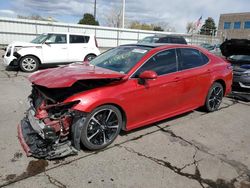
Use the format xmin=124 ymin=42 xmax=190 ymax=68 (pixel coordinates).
xmin=105 ymin=6 xmax=122 ymax=28
xmin=155 ymin=21 xmax=175 ymax=32
xmin=186 ymin=22 xmax=196 ymax=33
xmin=17 ymin=14 xmax=57 ymax=22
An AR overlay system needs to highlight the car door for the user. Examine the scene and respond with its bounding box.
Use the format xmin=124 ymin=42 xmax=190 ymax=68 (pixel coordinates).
xmin=42 ymin=33 xmax=68 ymax=64
xmin=176 ymin=48 xmax=211 ymax=110
xmin=124 ymin=49 xmax=183 ymax=129
xmin=68 ymin=35 xmax=89 ymax=62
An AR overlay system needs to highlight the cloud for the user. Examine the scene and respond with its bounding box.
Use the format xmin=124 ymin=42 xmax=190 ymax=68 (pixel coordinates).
xmin=0 ymin=9 xmax=17 ymax=17
xmin=4 ymin=0 xmax=250 ymax=32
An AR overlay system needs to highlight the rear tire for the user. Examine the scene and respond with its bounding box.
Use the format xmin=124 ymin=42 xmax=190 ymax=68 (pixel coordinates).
xmin=80 ymin=105 xmax=122 ymax=150
xmin=19 ymin=56 xmax=39 ymax=72
xmin=204 ymin=82 xmax=224 ymax=112
xmin=84 ymin=54 xmax=96 ymax=62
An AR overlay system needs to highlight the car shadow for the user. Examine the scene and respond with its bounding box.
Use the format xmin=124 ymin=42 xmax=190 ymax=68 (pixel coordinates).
xmin=119 ymin=111 xmax=193 ymax=136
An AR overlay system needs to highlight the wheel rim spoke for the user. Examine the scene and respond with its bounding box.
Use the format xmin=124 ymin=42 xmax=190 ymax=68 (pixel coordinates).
xmin=103 ymin=131 xmax=107 ymax=144
xmin=107 ymin=125 xmax=119 ymax=129
xmin=87 ymin=129 xmax=100 ymax=141
xmin=91 ymin=117 xmax=102 ymax=126
xmin=106 ymin=109 xmax=113 ymax=122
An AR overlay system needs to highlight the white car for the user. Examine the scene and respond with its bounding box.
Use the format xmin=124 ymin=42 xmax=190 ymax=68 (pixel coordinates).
xmin=3 ymin=32 xmax=100 ymax=72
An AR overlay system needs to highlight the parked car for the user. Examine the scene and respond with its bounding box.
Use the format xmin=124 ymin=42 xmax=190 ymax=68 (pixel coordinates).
xmin=220 ymin=39 xmax=250 ymax=89
xmin=138 ymin=35 xmax=187 ymax=44
xmin=3 ymin=32 xmax=100 ymax=72
xmin=200 ymin=43 xmax=221 ymax=55
xmin=18 ymin=43 xmax=232 ymax=159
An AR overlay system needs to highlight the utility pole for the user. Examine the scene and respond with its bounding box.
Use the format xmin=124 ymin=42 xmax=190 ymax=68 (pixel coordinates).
xmin=122 ymin=0 xmax=125 ymax=28
xmin=94 ymin=0 xmax=97 ymax=20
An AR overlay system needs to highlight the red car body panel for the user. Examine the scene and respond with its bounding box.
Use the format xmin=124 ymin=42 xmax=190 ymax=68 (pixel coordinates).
xmin=28 ymin=63 xmax=125 ymax=88
xmin=18 ymin=44 xmax=233 ymax=158
xmin=30 ymin=45 xmax=232 ymax=131
xmin=60 ymin=45 xmax=232 ymax=131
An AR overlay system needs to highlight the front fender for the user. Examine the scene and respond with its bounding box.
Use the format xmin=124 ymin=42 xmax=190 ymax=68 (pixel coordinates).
xmin=64 ymin=90 xmax=125 ymax=113
xmin=18 ymin=47 xmax=42 ymax=62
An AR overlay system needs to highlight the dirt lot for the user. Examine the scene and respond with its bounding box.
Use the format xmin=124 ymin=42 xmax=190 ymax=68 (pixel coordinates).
xmin=0 ymin=50 xmax=250 ymax=188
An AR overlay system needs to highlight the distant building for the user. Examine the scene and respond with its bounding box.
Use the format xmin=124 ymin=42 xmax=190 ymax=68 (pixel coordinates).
xmin=218 ymin=12 xmax=250 ymax=40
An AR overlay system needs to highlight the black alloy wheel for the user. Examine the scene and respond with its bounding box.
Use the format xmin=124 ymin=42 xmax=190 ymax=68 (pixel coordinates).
xmin=80 ymin=105 xmax=122 ymax=150
xmin=205 ymin=82 xmax=224 ymax=112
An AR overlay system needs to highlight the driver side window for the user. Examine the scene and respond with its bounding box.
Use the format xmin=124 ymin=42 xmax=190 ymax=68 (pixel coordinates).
xmin=133 ymin=49 xmax=177 ymax=77
xmin=46 ymin=34 xmax=67 ymax=44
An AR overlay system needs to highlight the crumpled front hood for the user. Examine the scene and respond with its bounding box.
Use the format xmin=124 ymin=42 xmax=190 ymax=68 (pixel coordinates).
xmin=28 ymin=63 xmax=125 ymax=88
xmin=220 ymin=39 xmax=250 ymax=57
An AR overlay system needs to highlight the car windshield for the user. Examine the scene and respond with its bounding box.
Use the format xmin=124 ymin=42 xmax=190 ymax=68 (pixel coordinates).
xmin=30 ymin=34 xmax=48 ymax=44
xmin=90 ymin=46 xmax=150 ymax=73
xmin=229 ymin=55 xmax=250 ymax=62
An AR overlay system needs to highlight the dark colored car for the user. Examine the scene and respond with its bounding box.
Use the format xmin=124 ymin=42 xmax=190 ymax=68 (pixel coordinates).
xmin=138 ymin=35 xmax=187 ymax=44
xmin=220 ymin=39 xmax=250 ymax=89
xmin=18 ymin=44 xmax=232 ymax=159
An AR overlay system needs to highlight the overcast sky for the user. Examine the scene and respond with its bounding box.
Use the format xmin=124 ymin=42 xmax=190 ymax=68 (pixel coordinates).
xmin=0 ymin=0 xmax=249 ymax=32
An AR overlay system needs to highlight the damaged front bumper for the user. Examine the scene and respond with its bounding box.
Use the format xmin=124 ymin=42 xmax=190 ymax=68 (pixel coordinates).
xmin=18 ymin=117 xmax=78 ymax=159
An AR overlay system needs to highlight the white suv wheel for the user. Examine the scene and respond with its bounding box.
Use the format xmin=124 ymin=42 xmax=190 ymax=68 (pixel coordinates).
xmin=20 ymin=56 xmax=39 ymax=72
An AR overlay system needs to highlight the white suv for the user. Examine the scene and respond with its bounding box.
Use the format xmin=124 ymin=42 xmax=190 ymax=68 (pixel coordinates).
xmin=3 ymin=32 xmax=100 ymax=72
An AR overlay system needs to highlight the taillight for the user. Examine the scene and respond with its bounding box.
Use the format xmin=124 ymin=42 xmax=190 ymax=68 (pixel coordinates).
xmin=227 ymin=64 xmax=233 ymax=70
xmin=94 ymin=37 xmax=98 ymax=48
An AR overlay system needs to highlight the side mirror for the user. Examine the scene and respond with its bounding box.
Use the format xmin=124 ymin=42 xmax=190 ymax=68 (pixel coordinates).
xmin=44 ymin=40 xmax=52 ymax=45
xmin=138 ymin=70 xmax=158 ymax=85
xmin=139 ymin=70 xmax=158 ymax=80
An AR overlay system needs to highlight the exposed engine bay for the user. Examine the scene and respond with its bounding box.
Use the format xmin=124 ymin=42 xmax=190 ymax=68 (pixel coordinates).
xmin=18 ymin=79 xmax=119 ymax=159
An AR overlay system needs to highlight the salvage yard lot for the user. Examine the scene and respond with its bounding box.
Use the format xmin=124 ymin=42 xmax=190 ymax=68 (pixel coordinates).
xmin=0 ymin=50 xmax=250 ymax=188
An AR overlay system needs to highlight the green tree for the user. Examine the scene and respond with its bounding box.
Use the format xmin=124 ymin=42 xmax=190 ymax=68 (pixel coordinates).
xmin=153 ymin=26 xmax=164 ymax=31
xmin=78 ymin=13 xmax=99 ymax=26
xmin=200 ymin=17 xmax=216 ymax=35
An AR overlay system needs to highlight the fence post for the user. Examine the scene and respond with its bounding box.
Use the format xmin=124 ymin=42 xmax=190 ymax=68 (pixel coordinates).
xmin=117 ymin=29 xmax=119 ymax=46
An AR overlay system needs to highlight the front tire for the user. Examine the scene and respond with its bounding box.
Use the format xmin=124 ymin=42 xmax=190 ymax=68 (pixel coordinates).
xmin=19 ymin=56 xmax=39 ymax=72
xmin=84 ymin=54 xmax=96 ymax=62
xmin=204 ymin=82 xmax=224 ymax=112
xmin=81 ymin=105 xmax=122 ymax=150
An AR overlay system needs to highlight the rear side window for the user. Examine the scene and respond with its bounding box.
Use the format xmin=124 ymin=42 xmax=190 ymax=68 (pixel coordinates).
xmin=170 ymin=37 xmax=187 ymax=44
xmin=69 ymin=35 xmax=90 ymax=43
xmin=156 ymin=37 xmax=169 ymax=43
xmin=133 ymin=49 xmax=177 ymax=77
xmin=177 ymin=48 xmax=208 ymax=70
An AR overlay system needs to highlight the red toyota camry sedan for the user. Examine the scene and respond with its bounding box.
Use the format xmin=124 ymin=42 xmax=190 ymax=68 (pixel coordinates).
xmin=18 ymin=44 xmax=232 ymax=159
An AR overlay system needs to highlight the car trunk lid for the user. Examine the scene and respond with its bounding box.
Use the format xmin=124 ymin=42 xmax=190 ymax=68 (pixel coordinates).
xmin=220 ymin=39 xmax=250 ymax=57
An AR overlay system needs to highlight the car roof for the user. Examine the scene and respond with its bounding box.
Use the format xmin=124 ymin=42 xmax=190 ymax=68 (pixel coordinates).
xmin=43 ymin=32 xmax=93 ymax=36
xmin=121 ymin=43 xmax=209 ymax=54
xmin=121 ymin=43 xmax=191 ymax=49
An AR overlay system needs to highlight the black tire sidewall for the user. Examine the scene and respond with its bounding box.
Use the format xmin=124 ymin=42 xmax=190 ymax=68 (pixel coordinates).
xmin=80 ymin=105 xmax=122 ymax=150
xmin=84 ymin=54 xmax=96 ymax=61
xmin=20 ymin=56 xmax=39 ymax=72
xmin=205 ymin=82 xmax=223 ymax=112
